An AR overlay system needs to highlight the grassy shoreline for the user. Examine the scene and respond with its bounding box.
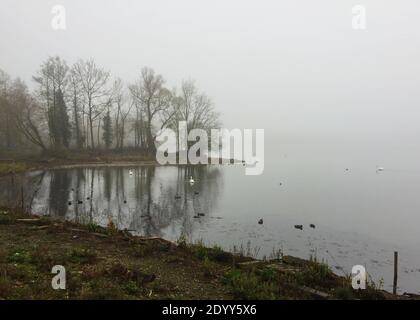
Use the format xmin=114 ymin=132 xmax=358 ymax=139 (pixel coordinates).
xmin=0 ymin=152 xmax=157 ymax=176
xmin=0 ymin=151 xmax=218 ymax=176
xmin=0 ymin=207 xmax=413 ymax=300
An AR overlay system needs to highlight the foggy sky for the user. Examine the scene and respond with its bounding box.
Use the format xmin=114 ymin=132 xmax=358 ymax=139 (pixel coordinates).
xmin=1 ymin=0 xmax=420 ymax=145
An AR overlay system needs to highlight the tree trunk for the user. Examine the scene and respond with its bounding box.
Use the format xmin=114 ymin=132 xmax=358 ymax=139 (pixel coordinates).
xmin=89 ymin=113 xmax=95 ymax=149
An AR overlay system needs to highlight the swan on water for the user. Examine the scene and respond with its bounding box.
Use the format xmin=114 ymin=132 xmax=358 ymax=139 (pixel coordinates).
xmin=189 ymin=176 xmax=195 ymax=184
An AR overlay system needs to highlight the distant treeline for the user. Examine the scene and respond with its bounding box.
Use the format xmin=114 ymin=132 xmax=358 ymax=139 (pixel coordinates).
xmin=0 ymin=57 xmax=220 ymax=155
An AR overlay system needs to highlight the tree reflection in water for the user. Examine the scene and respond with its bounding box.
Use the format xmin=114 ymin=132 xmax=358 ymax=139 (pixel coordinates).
xmin=0 ymin=165 xmax=223 ymax=240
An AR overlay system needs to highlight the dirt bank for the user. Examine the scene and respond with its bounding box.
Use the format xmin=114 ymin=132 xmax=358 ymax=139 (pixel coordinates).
xmin=0 ymin=208 xmax=414 ymax=300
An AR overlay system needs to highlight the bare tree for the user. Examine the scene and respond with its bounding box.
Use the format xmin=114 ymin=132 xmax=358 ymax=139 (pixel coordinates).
xmin=133 ymin=99 xmax=147 ymax=149
xmin=69 ymin=67 xmax=85 ymax=148
xmin=178 ymin=80 xmax=219 ymax=131
xmin=73 ymin=59 xmax=110 ymax=149
xmin=111 ymin=79 xmax=122 ymax=149
xmin=118 ymin=100 xmax=134 ymax=150
xmin=129 ymin=67 xmax=175 ymax=153
xmin=167 ymin=80 xmax=220 ymax=151
xmin=10 ymin=80 xmax=48 ymax=151
xmin=0 ymin=69 xmax=14 ymax=150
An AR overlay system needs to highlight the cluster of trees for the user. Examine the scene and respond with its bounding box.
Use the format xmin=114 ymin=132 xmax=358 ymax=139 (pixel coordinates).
xmin=0 ymin=56 xmax=220 ymax=155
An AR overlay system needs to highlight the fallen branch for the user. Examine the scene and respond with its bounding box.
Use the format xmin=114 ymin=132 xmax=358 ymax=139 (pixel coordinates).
xmin=298 ymin=286 xmax=330 ymax=299
xmin=16 ymin=218 xmax=41 ymax=223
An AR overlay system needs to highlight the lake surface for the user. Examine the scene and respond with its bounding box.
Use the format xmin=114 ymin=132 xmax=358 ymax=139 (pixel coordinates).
xmin=1 ymin=142 xmax=420 ymax=293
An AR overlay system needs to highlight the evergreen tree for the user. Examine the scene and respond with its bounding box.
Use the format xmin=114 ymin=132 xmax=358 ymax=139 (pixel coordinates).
xmin=102 ymin=110 xmax=113 ymax=149
xmin=55 ymin=89 xmax=72 ymax=148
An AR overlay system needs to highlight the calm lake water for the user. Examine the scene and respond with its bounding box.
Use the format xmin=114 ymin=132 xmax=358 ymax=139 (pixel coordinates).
xmin=1 ymin=141 xmax=420 ymax=293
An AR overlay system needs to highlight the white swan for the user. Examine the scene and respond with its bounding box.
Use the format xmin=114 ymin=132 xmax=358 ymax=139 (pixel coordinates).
xmin=189 ymin=176 xmax=195 ymax=185
xmin=129 ymin=169 xmax=133 ymax=175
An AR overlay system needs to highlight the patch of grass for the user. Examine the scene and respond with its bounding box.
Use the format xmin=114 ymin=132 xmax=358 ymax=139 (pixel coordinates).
xmin=122 ymin=280 xmax=141 ymax=295
xmin=190 ymin=242 xmax=232 ymax=263
xmin=107 ymin=220 xmax=119 ymax=235
xmin=232 ymin=241 xmax=261 ymax=258
xmin=86 ymin=222 xmax=106 ymax=234
xmin=332 ymin=286 xmax=355 ymax=300
xmin=4 ymin=263 xmax=39 ymax=282
xmin=331 ymin=281 xmax=387 ymax=300
xmin=222 ymin=268 xmax=279 ymax=300
xmin=176 ymin=235 xmax=188 ymax=248
xmin=0 ymin=162 xmax=28 ymax=175
xmin=105 ymin=262 xmax=155 ymax=286
xmin=68 ymin=248 xmax=97 ymax=264
xmin=131 ymin=243 xmax=157 ymax=258
xmin=79 ymin=278 xmax=128 ymax=300
xmin=202 ymin=257 xmax=215 ymax=278
xmin=0 ymin=214 xmax=14 ymax=225
xmin=7 ymin=249 xmax=32 ymax=264
xmin=256 ymin=267 xmax=278 ymax=282
xmin=30 ymin=246 xmax=68 ymax=272
xmin=106 ymin=262 xmax=133 ymax=280
xmin=292 ymin=256 xmax=332 ymax=288
xmin=0 ymin=278 xmax=13 ymax=298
